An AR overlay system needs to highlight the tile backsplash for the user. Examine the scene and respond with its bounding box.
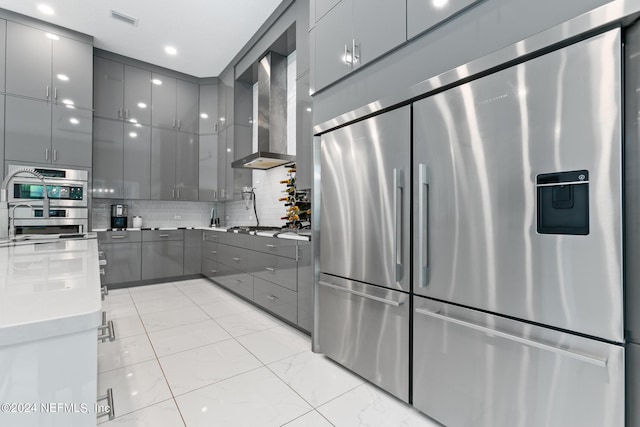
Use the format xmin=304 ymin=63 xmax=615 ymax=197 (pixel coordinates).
xmin=91 ymin=199 xmax=223 ymax=229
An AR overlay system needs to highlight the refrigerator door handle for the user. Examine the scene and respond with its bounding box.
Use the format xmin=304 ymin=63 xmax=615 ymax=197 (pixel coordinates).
xmin=394 ymin=168 xmax=403 ymax=282
xmin=319 ymin=281 xmax=404 ymax=307
xmin=419 ymin=163 xmax=430 ymax=287
xmin=415 ymin=308 xmax=608 ymax=368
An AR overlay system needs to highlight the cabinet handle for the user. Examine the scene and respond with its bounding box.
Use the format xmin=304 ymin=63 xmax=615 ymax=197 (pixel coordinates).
xmin=97 ymin=388 xmax=115 ymax=420
xmin=172 ymin=189 xmax=176 ymax=199
xmin=159 ymin=234 xmax=170 ymax=237
xmin=98 ymin=251 xmax=105 ymax=258
xmin=53 ymin=149 xmax=58 ymax=162
xmin=352 ymin=39 xmax=360 ymax=66
xmin=98 ymin=313 xmax=116 ymax=343
xmin=177 ymin=189 xmax=180 ymax=199
xmin=214 ymin=190 xmax=217 ymax=200
xmin=45 ymin=148 xmax=50 ymax=161
xmin=177 ymin=119 xmax=181 ymax=129
xmin=211 ymin=250 xmax=217 ymax=254
xmin=54 ymin=87 xmax=57 ymax=99
xmin=344 ymin=44 xmax=352 ymax=67
xmin=111 ymin=235 xmax=126 ymax=239
xmin=100 ymin=268 xmax=105 ymax=275
xmin=267 ymin=294 xmax=279 ymax=301
xmin=210 ymin=269 xmax=218 ymax=274
xmin=101 ymin=285 xmax=108 ymax=301
xmin=266 ymin=244 xmax=276 ymax=248
xmin=125 ymin=109 xmax=129 ymax=119
xmin=233 ymin=257 xmax=241 ymax=262
xmin=46 ymin=85 xmax=49 ymax=98
xmin=99 ymin=259 xmax=107 ymax=266
xmin=117 ymin=109 xmax=122 ymax=119
xmin=173 ymin=118 xmax=176 ymax=129
xmin=266 ymin=267 xmax=276 ymax=272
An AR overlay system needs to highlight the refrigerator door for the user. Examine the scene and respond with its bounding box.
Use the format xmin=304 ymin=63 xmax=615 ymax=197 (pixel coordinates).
xmin=321 ymin=106 xmax=411 ymax=292
xmin=627 ymin=343 xmax=640 ymax=427
xmin=413 ymin=29 xmax=623 ymax=342
xmin=413 ymin=296 xmax=624 ymax=427
xmin=317 ymin=274 xmax=410 ymax=402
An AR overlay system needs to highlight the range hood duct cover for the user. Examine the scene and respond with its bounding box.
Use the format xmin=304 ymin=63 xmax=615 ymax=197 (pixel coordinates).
xmin=232 ymin=52 xmax=295 ymax=170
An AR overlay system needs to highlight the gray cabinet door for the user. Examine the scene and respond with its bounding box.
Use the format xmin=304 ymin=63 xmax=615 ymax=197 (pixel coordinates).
xmin=0 ymin=20 xmax=6 ymax=93
xmin=0 ymin=95 xmax=4 ymax=177
xmin=142 ymin=240 xmax=184 ymax=280
xmin=101 ymin=242 xmax=142 ymax=285
xmin=198 ymin=134 xmax=218 ymax=201
xmin=92 ymin=118 xmax=124 ymax=198
xmin=217 ymin=81 xmax=227 ymax=128
xmin=176 ymin=132 xmax=199 ymax=201
xmin=151 ymin=73 xmax=177 ymax=129
xmin=5 ymin=97 xmax=51 ymax=164
xmin=150 ymin=127 xmax=177 ymax=200
xmin=313 ymin=0 xmax=353 ymax=91
xmin=297 ymin=242 xmax=313 ymax=332
xmin=52 ymin=36 xmax=93 ymax=109
xmin=407 ymin=0 xmax=481 ymax=40
xmin=224 ymin=126 xmax=235 ymax=200
xmin=52 ymin=105 xmax=92 ymax=167
xmin=124 ymin=65 xmax=152 ymax=126
xmin=352 ymin=0 xmax=406 ymax=68
xmin=177 ymin=80 xmax=199 ymax=134
xmin=217 ymin=128 xmax=228 ymax=200
xmin=93 ymin=57 xmax=124 ymax=121
xmin=296 ymin=73 xmax=313 ymax=189
xmin=233 ymin=125 xmax=252 ymax=200
xmin=199 ymin=84 xmax=218 ymax=134
xmin=124 ymin=123 xmax=151 ymax=199
xmin=184 ymin=230 xmax=203 ymax=275
xmin=316 ymin=0 xmax=342 ymax=22
xmin=6 ymin=21 xmax=51 ymax=101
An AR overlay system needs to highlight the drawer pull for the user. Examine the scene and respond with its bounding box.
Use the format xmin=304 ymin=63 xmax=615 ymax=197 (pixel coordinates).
xmin=98 ymin=251 xmax=105 ymax=257
xmin=233 ymin=257 xmax=241 ymax=262
xmin=99 ymin=259 xmax=108 ymax=266
xmin=111 ymin=235 xmax=125 ymax=239
xmin=266 ymin=244 xmax=277 ymax=248
xmin=266 ymin=267 xmax=276 ymax=272
xmin=210 ymin=269 xmax=218 ymax=274
xmin=319 ymin=281 xmax=403 ymax=307
xmin=97 ymin=388 xmax=115 ymax=420
xmin=101 ymin=285 xmax=108 ymax=301
xmin=98 ymin=320 xmax=116 ymax=343
xmin=212 ymin=250 xmax=217 ymax=254
xmin=267 ymin=294 xmax=279 ymax=301
xmin=159 ymin=234 xmax=171 ymax=237
xmin=100 ymin=268 xmax=105 ymax=276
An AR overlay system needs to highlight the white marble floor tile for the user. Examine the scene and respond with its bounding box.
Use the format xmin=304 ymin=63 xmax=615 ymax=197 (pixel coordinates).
xmin=139 ymin=306 xmax=209 ymax=332
xmin=198 ymin=298 xmax=258 ymax=319
xmin=99 ymin=334 xmax=156 ymax=373
xmin=176 ymin=367 xmax=312 ymax=427
xmin=159 ymin=339 xmax=262 ymax=395
xmin=134 ymin=295 xmax=197 ymax=315
xmin=268 ymin=352 xmax=364 ymax=407
xmin=237 ymin=325 xmax=310 ymax=364
xmin=112 ymin=315 xmax=146 ymax=339
xmin=97 ymin=360 xmax=172 ymax=418
xmin=98 ymin=399 xmax=184 ymax=426
xmin=107 ymin=288 xmax=131 ymax=296
xmin=148 ymin=320 xmax=231 ymax=357
xmin=283 ymin=410 xmax=335 ymax=427
xmin=214 ymin=309 xmax=282 ymax=337
xmin=128 ymin=283 xmax=177 ymax=294
xmin=106 ymin=303 xmax=140 ymax=321
xmin=130 ymin=288 xmax=185 ymax=303
xmin=103 ymin=293 xmax=134 ymax=308
xmin=180 ymin=287 xmax=236 ymax=305
xmin=317 ymin=384 xmax=439 ymax=427
xmin=172 ymin=278 xmax=211 ymax=288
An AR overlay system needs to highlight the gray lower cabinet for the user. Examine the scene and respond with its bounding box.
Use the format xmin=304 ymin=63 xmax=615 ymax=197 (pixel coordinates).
xmin=297 ymin=242 xmax=313 ymax=332
xmin=101 ymin=242 xmax=142 ymax=285
xmin=254 ymin=277 xmax=297 ymax=323
xmin=184 ymin=230 xmax=203 ymax=275
xmin=142 ymin=240 xmax=184 ymax=280
xmin=251 ymin=251 xmax=297 ymax=291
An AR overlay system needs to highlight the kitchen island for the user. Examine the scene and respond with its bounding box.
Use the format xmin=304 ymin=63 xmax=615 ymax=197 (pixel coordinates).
xmin=0 ymin=235 xmax=104 ymax=427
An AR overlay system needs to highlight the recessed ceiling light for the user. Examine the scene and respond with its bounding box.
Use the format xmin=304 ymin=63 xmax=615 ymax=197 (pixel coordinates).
xmin=129 ymin=132 xmax=137 ymax=138
xmin=57 ymin=74 xmax=69 ymax=81
xmin=152 ymin=79 xmax=162 ymax=85
xmin=164 ymin=46 xmax=177 ymax=55
xmin=137 ymin=102 xmax=147 ymax=109
xmin=432 ymin=0 xmax=448 ymax=9
xmin=45 ymin=33 xmax=59 ymax=41
xmin=37 ymin=4 xmax=55 ymax=15
xmin=62 ymin=99 xmax=74 ymax=105
xmin=200 ymin=113 xmax=208 ymax=119
xmin=69 ymin=118 xmax=79 ymax=125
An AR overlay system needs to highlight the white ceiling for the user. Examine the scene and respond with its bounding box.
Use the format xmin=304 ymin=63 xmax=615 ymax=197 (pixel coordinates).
xmin=0 ymin=0 xmax=284 ymax=77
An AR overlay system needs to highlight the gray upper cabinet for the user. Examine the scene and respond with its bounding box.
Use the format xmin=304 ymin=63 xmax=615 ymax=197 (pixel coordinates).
xmin=199 ymin=134 xmax=219 ymax=201
xmin=0 ymin=96 xmax=4 ymax=178
xmin=233 ymin=125 xmax=253 ymax=200
xmin=152 ymin=73 xmax=177 ymax=129
xmin=217 ymin=81 xmax=227 ymax=129
xmin=313 ymin=0 xmax=407 ymax=91
xmin=199 ymin=84 xmax=218 ymax=134
xmin=4 ymin=97 xmax=51 ymax=164
xmin=52 ymin=104 xmax=92 ymax=167
xmin=93 ymin=118 xmax=124 ymax=198
xmin=177 ymin=80 xmax=199 ymax=134
xmin=6 ymin=22 xmax=51 ymax=101
xmin=124 ymin=123 xmax=151 ymax=199
xmin=296 ymin=73 xmax=313 ymax=189
xmin=217 ymin=128 xmax=228 ymax=200
xmin=151 ymin=127 xmax=177 ymax=200
xmin=315 ymin=0 xmax=342 ymax=22
xmin=124 ymin=65 xmax=152 ymax=126
xmin=52 ymin=35 xmax=93 ymax=109
xmin=6 ymin=21 xmax=92 ymax=108
xmin=93 ymin=57 xmax=124 ymax=121
xmin=0 ymin=20 xmax=6 ymax=93
xmin=176 ymin=132 xmax=199 ymax=201
xmin=407 ymin=0 xmax=482 ymax=40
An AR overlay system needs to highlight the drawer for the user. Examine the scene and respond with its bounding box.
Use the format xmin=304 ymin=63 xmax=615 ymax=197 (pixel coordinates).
xmin=203 ymin=230 xmax=225 ymax=243
xmin=98 ymin=230 xmax=142 ymax=244
xmin=225 ymin=232 xmax=252 ymax=249
xmin=203 ymin=240 xmax=219 ymax=261
xmin=142 ymin=229 xmax=184 ymax=242
xmin=218 ymin=245 xmax=250 ymax=272
xmin=100 ymin=242 xmax=142 ymax=285
xmin=221 ymin=270 xmax=253 ymax=300
xmin=251 ymin=251 xmax=297 ymax=291
xmin=202 ymin=257 xmax=222 ymax=279
xmin=254 ymin=277 xmax=297 ymax=323
xmin=252 ymin=235 xmax=297 ymax=259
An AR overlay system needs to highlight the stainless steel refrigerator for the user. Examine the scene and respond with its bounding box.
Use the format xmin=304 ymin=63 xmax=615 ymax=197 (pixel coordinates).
xmin=318 ymin=106 xmax=411 ymax=402
xmin=412 ymin=29 xmax=624 ymax=426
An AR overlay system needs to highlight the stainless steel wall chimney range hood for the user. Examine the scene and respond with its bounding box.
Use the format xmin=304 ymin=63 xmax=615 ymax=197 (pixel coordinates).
xmin=232 ymin=52 xmax=295 ymax=170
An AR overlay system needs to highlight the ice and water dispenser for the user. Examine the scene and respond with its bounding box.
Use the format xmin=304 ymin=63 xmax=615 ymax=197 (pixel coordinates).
xmin=536 ymin=170 xmax=589 ymax=235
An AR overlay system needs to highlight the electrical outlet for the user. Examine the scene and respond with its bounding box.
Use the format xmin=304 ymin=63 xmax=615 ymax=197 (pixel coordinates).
xmin=174 ymin=215 xmax=182 ymax=220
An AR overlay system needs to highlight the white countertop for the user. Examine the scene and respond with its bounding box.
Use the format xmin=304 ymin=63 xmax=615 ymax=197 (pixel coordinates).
xmin=94 ymin=226 xmax=311 ymax=241
xmin=0 ymin=235 xmax=102 ymax=347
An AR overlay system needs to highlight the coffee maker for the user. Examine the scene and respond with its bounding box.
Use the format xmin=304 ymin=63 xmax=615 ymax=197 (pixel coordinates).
xmin=110 ymin=204 xmax=128 ymax=229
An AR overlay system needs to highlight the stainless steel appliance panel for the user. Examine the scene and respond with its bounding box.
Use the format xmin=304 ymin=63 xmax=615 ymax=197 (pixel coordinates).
xmin=412 ymin=29 xmax=623 ymax=341
xmin=321 ymin=106 xmax=411 ymax=292
xmin=627 ymin=343 xmax=640 ymax=426
xmin=413 ymin=296 xmax=624 ymax=427
xmin=317 ymin=274 xmax=409 ymax=402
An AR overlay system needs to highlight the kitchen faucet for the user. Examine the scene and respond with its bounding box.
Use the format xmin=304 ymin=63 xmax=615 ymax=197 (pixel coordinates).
xmin=0 ymin=169 xmax=50 ymax=239
xmin=9 ymin=203 xmax=33 ymax=239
